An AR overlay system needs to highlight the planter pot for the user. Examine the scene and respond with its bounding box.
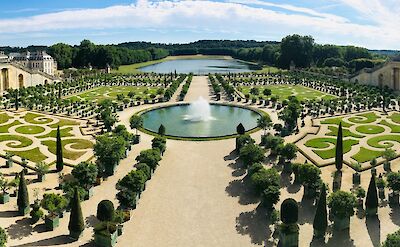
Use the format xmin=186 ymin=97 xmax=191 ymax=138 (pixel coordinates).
xmin=117 ymin=225 xmax=123 ymax=236
xmin=389 ymin=192 xmax=399 ymax=206
xmin=94 ymin=230 xmax=118 ymax=247
xmin=37 ymin=174 xmax=45 ymax=182
xmin=352 ymin=173 xmax=360 ymax=185
xmin=333 ymin=216 xmax=350 ymax=231
xmin=19 ymin=206 xmax=29 ymax=216
xmin=379 ymin=189 xmax=385 ymax=200
xmin=0 ymin=193 xmax=10 ymax=204
xmin=371 ymin=168 xmax=377 ymax=176
xmin=69 ymin=230 xmax=83 ymax=240
xmin=6 ymin=159 xmax=13 ymax=168
xmin=85 ymin=187 xmax=94 ymax=200
xmin=95 ymin=177 xmax=103 ymax=186
xmin=357 ymin=198 xmax=363 ymax=208
xmin=58 ymin=210 xmax=65 ymax=218
xmin=133 ymin=135 xmax=140 ymax=144
xmin=384 ymin=162 xmax=391 ymax=172
xmin=283 ymin=162 xmax=292 ymax=174
xmin=45 ymin=215 xmax=60 ymax=231
xmin=279 ymin=227 xmax=299 ymax=247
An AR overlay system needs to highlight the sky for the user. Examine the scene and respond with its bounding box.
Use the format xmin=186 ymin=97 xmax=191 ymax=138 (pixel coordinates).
xmin=0 ymin=0 xmax=399 ymax=50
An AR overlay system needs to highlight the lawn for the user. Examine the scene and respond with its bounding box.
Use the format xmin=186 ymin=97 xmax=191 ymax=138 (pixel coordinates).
xmin=351 ymin=147 xmax=383 ymax=163
xmin=15 ymin=125 xmax=46 ymax=135
xmin=326 ymin=126 xmax=364 ymax=138
xmin=66 ymin=86 xmax=160 ymax=103
xmin=255 ymin=65 xmax=283 ymax=73
xmin=7 ymin=147 xmax=48 ymax=163
xmin=238 ymin=84 xmax=337 ymax=102
xmin=367 ymin=135 xmax=400 ymax=149
xmin=42 ymin=139 xmax=93 ymax=160
xmin=348 ymin=112 xmax=378 ymax=124
xmin=355 ymin=125 xmax=385 ymax=135
xmin=305 ymin=138 xmax=359 ymax=160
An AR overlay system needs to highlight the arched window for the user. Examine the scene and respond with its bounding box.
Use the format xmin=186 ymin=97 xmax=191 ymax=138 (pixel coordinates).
xmin=18 ymin=74 xmax=24 ymax=88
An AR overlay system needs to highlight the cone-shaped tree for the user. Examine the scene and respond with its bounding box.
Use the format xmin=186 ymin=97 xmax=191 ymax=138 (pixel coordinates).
xmin=68 ymin=187 xmax=84 ymax=239
xmin=365 ymin=175 xmax=378 ymax=216
xmin=58 ymin=83 xmax=62 ymax=99
xmin=237 ymin=123 xmax=245 ymax=135
xmin=158 ymin=124 xmax=166 ymax=136
xmin=17 ymin=172 xmax=29 ymax=215
xmin=56 ymin=126 xmax=64 ymax=172
xmin=335 ymin=122 xmax=343 ymax=171
xmin=15 ymin=91 xmax=19 ymax=111
xmin=313 ymin=183 xmax=328 ymax=238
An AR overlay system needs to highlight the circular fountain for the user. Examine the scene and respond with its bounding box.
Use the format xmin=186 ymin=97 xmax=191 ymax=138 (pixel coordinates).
xmin=139 ymin=97 xmax=262 ymax=139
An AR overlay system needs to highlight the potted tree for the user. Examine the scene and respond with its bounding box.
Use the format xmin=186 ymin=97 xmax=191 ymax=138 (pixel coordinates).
xmin=5 ymin=152 xmax=13 ymax=168
xmin=94 ymin=200 xmax=118 ymax=247
xmin=30 ymin=200 xmax=44 ymax=224
xmin=377 ymin=175 xmax=386 ymax=201
xmin=353 ymin=186 xmax=365 ymax=209
xmin=71 ymin=162 xmax=98 ymax=200
xmin=387 ymin=172 xmax=400 ymax=206
xmin=279 ymin=198 xmax=299 ymax=247
xmin=0 ymin=174 xmax=11 ymax=204
xmin=382 ymin=148 xmax=396 ymax=172
xmin=298 ymin=163 xmax=321 ymax=199
xmin=35 ymin=162 xmax=50 ymax=182
xmin=129 ymin=115 xmax=143 ymax=144
xmin=352 ymin=163 xmax=361 ymax=185
xmin=328 ymin=191 xmax=356 ymax=231
xmin=41 ymin=193 xmax=68 ymax=230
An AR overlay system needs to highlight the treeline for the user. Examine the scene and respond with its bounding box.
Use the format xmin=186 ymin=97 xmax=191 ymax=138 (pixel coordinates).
xmin=1 ymin=37 xmax=393 ymax=73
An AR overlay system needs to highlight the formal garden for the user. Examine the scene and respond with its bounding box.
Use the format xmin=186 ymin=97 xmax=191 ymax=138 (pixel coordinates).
xmin=297 ymin=111 xmax=400 ymax=170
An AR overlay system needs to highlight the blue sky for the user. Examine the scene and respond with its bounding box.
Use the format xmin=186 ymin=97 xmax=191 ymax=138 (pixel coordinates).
xmin=0 ymin=0 xmax=399 ymax=49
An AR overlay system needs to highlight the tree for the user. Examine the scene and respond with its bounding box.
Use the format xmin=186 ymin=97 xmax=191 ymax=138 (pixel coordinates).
xmin=387 ymin=172 xmax=400 ymax=193
xmin=15 ymin=91 xmax=19 ymax=111
xmin=98 ymin=99 xmax=117 ymax=132
xmin=117 ymin=170 xmax=147 ymax=193
xmin=236 ymin=123 xmax=245 ymax=135
xmin=281 ymin=198 xmax=298 ymax=224
xmin=96 ymin=200 xmax=115 ymax=222
xmin=129 ymin=115 xmax=143 ymax=135
xmin=335 ymin=122 xmax=343 ymax=171
xmin=236 ymin=134 xmax=254 ymax=151
xmin=41 ymin=193 xmax=68 ymax=217
xmin=279 ymin=96 xmax=301 ymax=131
xmin=158 ymin=124 xmax=166 ymax=136
xmin=280 ymin=143 xmax=298 ymax=162
xmin=382 ymin=229 xmax=400 ymax=247
xmin=71 ymin=162 xmax=98 ymax=189
xmin=257 ymin=115 xmax=272 ymax=135
xmin=279 ymin=34 xmax=315 ymax=68
xmin=313 ymin=183 xmax=327 ymax=238
xmin=365 ymin=175 xmax=378 ymax=216
xmin=239 ymin=143 xmax=265 ymax=167
xmin=94 ymin=135 xmax=126 ymax=176
xmin=135 ymin=149 xmax=162 ymax=170
xmin=0 ymin=227 xmax=7 ymax=247
xmin=328 ymin=191 xmax=356 ymax=220
xmin=56 ymin=126 xmax=64 ymax=172
xmin=250 ymin=168 xmax=280 ymax=194
xmin=151 ymin=136 xmax=167 ymax=155
xmin=383 ymin=148 xmax=396 ymax=162
xmin=261 ymin=185 xmax=280 ymax=210
xmin=17 ymin=172 xmax=29 ymax=215
xmin=68 ymin=187 xmax=84 ymax=239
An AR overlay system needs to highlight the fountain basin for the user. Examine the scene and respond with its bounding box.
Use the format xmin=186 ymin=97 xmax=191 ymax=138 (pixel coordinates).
xmin=138 ymin=103 xmax=263 ymax=140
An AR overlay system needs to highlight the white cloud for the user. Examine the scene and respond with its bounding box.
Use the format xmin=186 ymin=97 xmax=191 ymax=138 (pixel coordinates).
xmin=0 ymin=0 xmax=398 ymax=49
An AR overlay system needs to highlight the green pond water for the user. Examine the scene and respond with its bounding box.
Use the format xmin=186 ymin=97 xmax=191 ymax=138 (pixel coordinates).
xmin=141 ymin=104 xmax=261 ymax=138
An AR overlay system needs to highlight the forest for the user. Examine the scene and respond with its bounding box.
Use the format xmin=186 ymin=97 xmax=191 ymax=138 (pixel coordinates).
xmin=0 ymin=35 xmax=395 ymax=73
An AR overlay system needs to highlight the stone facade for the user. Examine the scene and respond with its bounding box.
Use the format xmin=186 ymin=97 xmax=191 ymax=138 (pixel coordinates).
xmin=6 ymin=51 xmax=57 ymax=76
xmin=0 ymin=63 xmax=57 ymax=94
xmin=350 ymin=57 xmax=400 ymax=90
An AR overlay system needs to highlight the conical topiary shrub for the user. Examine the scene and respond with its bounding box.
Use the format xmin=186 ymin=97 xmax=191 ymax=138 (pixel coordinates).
xmin=68 ymin=187 xmax=84 ymax=240
xmin=17 ymin=172 xmax=29 ymax=215
xmin=365 ymin=175 xmax=378 ymax=216
xmin=313 ymin=183 xmax=327 ymax=238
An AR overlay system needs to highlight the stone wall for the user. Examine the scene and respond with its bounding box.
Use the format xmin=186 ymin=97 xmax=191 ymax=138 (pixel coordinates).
xmin=350 ymin=61 xmax=400 ymax=90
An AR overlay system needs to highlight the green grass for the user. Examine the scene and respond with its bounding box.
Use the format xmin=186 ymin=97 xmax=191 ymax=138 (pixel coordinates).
xmin=7 ymin=147 xmax=47 ymax=163
xmin=367 ymin=135 xmax=400 ymax=149
xmin=66 ymin=86 xmax=159 ymax=103
xmin=24 ymin=112 xmax=53 ymax=124
xmin=389 ymin=113 xmax=400 ymax=124
xmin=49 ymin=118 xmax=79 ymax=128
xmin=355 ymin=125 xmax=385 ymax=135
xmin=0 ymin=135 xmax=33 ymax=148
xmin=305 ymin=138 xmax=359 ymax=160
xmin=379 ymin=120 xmax=400 ymax=133
xmin=37 ymin=127 xmax=74 ymax=139
xmin=238 ymin=84 xmax=337 ymax=102
xmin=320 ymin=117 xmax=352 ymax=128
xmin=0 ymin=120 xmax=22 ymax=133
xmin=15 ymin=125 xmax=46 ymax=135
xmin=326 ymin=126 xmax=364 ymax=138
xmin=351 ymin=147 xmax=383 ymax=163
xmin=348 ymin=112 xmax=378 ymax=124
xmin=42 ymin=139 xmax=93 ymax=160
xmin=0 ymin=113 xmax=11 ymax=124
xmin=255 ymin=65 xmax=283 ymax=73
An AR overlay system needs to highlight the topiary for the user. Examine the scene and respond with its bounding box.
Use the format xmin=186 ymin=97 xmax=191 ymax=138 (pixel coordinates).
xmin=97 ymin=200 xmax=115 ymax=222
xmin=236 ymin=123 xmax=245 ymax=135
xmin=68 ymin=187 xmax=84 ymax=238
xmin=0 ymin=227 xmax=7 ymax=247
xmin=280 ymin=198 xmax=298 ymax=224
